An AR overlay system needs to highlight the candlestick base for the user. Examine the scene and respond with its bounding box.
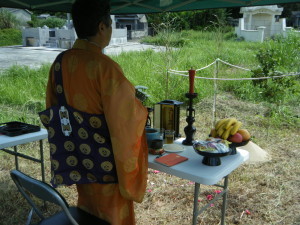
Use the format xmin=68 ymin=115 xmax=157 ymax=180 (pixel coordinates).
xmin=182 ymin=93 xmax=198 ymax=146
xmin=185 ymin=93 xmax=198 ymax=99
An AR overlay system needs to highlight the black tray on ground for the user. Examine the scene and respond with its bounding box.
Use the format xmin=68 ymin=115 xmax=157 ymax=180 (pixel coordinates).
xmin=0 ymin=121 xmax=40 ymax=137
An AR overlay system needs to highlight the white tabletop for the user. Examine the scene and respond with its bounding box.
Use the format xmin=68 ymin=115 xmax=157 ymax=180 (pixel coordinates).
xmin=148 ymin=138 xmax=249 ymax=185
xmin=0 ymin=128 xmax=48 ymax=149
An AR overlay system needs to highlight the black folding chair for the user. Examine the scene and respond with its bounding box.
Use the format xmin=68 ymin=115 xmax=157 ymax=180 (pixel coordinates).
xmin=10 ymin=170 xmax=110 ymax=225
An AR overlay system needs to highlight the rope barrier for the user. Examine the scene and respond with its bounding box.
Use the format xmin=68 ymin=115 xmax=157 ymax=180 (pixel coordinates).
xmin=169 ymin=69 xmax=189 ymax=73
xmin=168 ymin=71 xmax=188 ymax=76
xmin=198 ymin=73 xmax=299 ymax=80
xmin=167 ymin=71 xmax=300 ymax=80
xmin=195 ymin=61 xmax=216 ymax=71
xmin=167 ymin=58 xmax=299 ymax=127
xmin=216 ymin=58 xmax=251 ymax=71
xmin=167 ymin=58 xmax=300 ymax=81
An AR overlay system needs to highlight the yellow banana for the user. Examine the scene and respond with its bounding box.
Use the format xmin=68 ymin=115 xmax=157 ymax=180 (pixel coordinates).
xmin=210 ymin=128 xmax=218 ymax=138
xmin=215 ymin=118 xmax=229 ymax=130
xmin=225 ymin=118 xmax=238 ymax=130
xmin=217 ymin=122 xmax=227 ymax=137
xmin=230 ymin=121 xmax=242 ymax=135
xmin=222 ymin=126 xmax=234 ymax=140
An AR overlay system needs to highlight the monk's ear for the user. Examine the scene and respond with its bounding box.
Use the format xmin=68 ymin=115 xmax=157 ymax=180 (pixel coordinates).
xmin=98 ymin=21 xmax=106 ymax=33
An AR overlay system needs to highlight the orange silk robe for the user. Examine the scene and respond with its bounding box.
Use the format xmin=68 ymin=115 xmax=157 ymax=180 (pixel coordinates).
xmin=46 ymin=39 xmax=148 ymax=225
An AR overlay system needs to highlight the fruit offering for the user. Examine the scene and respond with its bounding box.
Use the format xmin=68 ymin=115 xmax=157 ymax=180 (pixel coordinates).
xmin=194 ymin=138 xmax=230 ymax=153
xmin=210 ymin=118 xmax=251 ymax=144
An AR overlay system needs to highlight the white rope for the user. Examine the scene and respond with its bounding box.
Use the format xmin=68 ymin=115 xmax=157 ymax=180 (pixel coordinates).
xmin=166 ymin=58 xmax=299 ymax=128
xmin=168 ymin=58 xmax=250 ymax=73
xmin=217 ymin=58 xmax=251 ymax=71
xmin=167 ymin=71 xmax=300 ymax=80
xmin=193 ymin=72 xmax=300 ymax=81
xmin=168 ymin=71 xmax=188 ymax=76
xmin=169 ymin=60 xmax=217 ymax=73
xmin=196 ymin=61 xmax=216 ymax=71
xmin=167 ymin=58 xmax=300 ymax=81
xmin=169 ymin=69 xmax=189 ymax=73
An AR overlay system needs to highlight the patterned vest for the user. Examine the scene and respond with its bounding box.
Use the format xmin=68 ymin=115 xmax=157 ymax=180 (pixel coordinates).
xmin=39 ymin=51 xmax=118 ymax=187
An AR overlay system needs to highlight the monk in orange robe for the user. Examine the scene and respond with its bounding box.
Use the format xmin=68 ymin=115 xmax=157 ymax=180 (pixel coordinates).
xmin=45 ymin=0 xmax=148 ymax=224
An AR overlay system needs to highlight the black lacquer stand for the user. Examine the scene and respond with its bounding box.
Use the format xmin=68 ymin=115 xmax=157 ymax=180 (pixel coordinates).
xmin=183 ymin=93 xmax=198 ymax=145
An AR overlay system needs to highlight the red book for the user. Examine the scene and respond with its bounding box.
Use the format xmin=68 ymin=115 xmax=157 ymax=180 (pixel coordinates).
xmin=155 ymin=153 xmax=188 ymax=167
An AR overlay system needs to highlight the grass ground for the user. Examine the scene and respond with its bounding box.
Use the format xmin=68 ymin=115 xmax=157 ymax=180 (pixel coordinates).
xmin=0 ymin=92 xmax=299 ymax=225
xmin=0 ymin=29 xmax=299 ymax=224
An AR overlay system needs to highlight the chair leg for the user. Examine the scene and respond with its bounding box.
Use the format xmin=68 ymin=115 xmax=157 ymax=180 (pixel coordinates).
xmin=26 ymin=208 xmax=34 ymax=225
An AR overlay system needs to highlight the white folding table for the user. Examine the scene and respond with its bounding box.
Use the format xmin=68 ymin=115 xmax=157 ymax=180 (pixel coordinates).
xmin=0 ymin=129 xmax=48 ymax=182
xmin=148 ymin=138 xmax=249 ymax=225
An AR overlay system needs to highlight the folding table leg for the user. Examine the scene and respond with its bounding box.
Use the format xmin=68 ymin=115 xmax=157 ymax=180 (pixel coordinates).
xmin=39 ymin=140 xmax=47 ymax=208
xmin=221 ymin=175 xmax=229 ymax=225
xmin=39 ymin=140 xmax=45 ymax=183
xmin=192 ymin=183 xmax=200 ymax=225
xmin=192 ymin=176 xmax=229 ymax=225
xmin=14 ymin=146 xmax=19 ymax=170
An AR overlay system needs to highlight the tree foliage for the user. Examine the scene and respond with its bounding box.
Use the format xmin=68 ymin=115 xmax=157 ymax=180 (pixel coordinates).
xmin=146 ymin=9 xmax=229 ymax=31
xmin=0 ymin=9 xmax=20 ymax=29
xmin=251 ymin=33 xmax=300 ymax=103
xmin=28 ymin=15 xmax=66 ymax=28
xmin=280 ymin=3 xmax=300 ymax=17
xmin=0 ymin=28 xmax=22 ymax=46
xmin=146 ymin=3 xmax=300 ymax=31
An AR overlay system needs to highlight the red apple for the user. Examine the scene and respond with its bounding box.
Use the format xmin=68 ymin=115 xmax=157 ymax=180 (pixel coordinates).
xmin=228 ymin=133 xmax=243 ymax=143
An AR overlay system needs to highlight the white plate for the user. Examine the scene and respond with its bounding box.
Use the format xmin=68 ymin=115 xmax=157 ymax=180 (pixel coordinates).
xmin=163 ymin=144 xmax=185 ymax=153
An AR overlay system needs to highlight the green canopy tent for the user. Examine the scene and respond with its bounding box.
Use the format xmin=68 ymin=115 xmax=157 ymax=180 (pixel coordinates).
xmin=1 ymin=0 xmax=299 ymax=14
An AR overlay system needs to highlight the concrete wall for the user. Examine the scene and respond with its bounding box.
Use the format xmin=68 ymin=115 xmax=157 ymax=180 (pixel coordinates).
xmin=22 ymin=26 xmax=49 ymax=46
xmin=235 ymin=25 xmax=265 ymax=42
xmin=283 ymin=27 xmax=300 ymax=38
xmin=22 ymin=19 xmax=128 ymax=48
xmin=251 ymin=14 xmax=272 ymax=37
xmin=55 ymin=26 xmax=77 ymax=40
xmin=54 ymin=27 xmax=77 ymax=49
xmin=22 ymin=26 xmax=78 ymax=48
xmin=235 ymin=17 xmax=298 ymax=42
xmin=235 ymin=5 xmax=290 ymax=42
xmin=129 ymin=30 xmax=148 ymax=39
xmin=272 ymin=19 xmax=283 ymax=35
xmin=110 ymin=28 xmax=127 ymax=45
xmin=112 ymin=28 xmax=127 ymax=38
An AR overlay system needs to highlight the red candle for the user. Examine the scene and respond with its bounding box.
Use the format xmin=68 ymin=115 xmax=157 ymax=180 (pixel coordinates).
xmin=188 ymin=69 xmax=196 ymax=94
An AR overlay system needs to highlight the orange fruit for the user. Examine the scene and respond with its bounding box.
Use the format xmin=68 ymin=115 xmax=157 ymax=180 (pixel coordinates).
xmin=237 ymin=129 xmax=251 ymax=141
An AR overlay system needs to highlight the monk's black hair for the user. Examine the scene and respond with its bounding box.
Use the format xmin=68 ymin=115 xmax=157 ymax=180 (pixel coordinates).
xmin=72 ymin=0 xmax=111 ymax=39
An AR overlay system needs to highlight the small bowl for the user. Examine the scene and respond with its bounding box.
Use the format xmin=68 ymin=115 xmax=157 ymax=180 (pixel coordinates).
xmin=149 ymin=148 xmax=165 ymax=155
xmin=150 ymin=139 xmax=163 ymax=149
xmin=146 ymin=128 xmax=158 ymax=134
